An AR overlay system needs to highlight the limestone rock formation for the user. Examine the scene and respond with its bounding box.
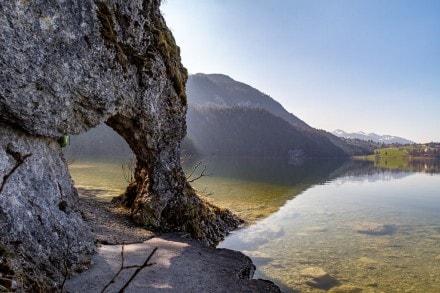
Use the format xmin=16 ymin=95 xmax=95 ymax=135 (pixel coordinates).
xmin=65 ymin=235 xmax=281 ymax=292
xmin=0 ymin=0 xmax=240 ymax=289
xmin=0 ymin=123 xmax=95 ymax=289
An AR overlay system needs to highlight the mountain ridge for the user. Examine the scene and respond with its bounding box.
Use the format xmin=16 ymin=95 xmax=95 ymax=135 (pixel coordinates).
xmin=333 ymin=129 xmax=415 ymax=145
xmin=187 ymin=73 xmax=309 ymax=128
xmin=185 ymin=73 xmax=371 ymax=157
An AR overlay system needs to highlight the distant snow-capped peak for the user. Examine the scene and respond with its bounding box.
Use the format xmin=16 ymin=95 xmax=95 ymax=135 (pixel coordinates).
xmin=332 ymin=129 xmax=415 ymax=144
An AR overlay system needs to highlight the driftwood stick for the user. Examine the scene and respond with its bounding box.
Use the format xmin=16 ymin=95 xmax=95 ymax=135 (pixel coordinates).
xmin=188 ymin=163 xmax=210 ymax=183
xmin=101 ymin=245 xmax=127 ymax=293
xmin=118 ymin=247 xmax=158 ymax=293
xmin=101 ymin=246 xmax=158 ymax=293
xmin=186 ymin=160 xmax=203 ymax=179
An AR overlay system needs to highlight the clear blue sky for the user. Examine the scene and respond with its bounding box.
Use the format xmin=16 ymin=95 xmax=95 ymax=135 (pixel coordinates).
xmin=161 ymin=0 xmax=440 ymax=143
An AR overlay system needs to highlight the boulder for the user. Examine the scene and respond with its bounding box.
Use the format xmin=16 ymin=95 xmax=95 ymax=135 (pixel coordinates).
xmin=300 ymin=267 xmax=339 ymax=290
xmin=353 ymin=222 xmax=396 ymax=236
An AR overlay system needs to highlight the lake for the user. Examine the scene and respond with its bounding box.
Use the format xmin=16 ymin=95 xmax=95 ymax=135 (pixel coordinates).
xmin=68 ymin=155 xmax=440 ymax=292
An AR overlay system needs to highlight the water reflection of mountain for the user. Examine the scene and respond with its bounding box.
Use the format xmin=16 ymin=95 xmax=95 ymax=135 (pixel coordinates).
xmin=332 ymin=158 xmax=439 ymax=179
xmin=185 ymin=157 xmax=440 ymax=189
xmin=184 ymin=158 xmax=352 ymax=222
xmin=406 ymin=158 xmax=440 ymax=173
xmin=184 ymin=157 xmax=348 ymax=187
xmin=328 ymin=158 xmax=440 ymax=183
xmin=327 ymin=160 xmax=411 ymax=182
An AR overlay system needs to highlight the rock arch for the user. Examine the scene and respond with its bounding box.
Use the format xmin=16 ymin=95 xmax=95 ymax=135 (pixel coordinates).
xmin=0 ymin=0 xmax=239 ymax=289
xmin=107 ymin=110 xmax=241 ymax=242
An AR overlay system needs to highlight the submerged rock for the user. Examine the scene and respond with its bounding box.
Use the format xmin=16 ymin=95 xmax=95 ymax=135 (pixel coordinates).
xmin=358 ymin=256 xmax=379 ymax=266
xmin=353 ymin=222 xmax=396 ymax=236
xmin=1 ymin=0 xmax=240 ymax=289
xmin=329 ymin=284 xmax=363 ymax=293
xmin=300 ymin=267 xmax=339 ymax=290
xmin=302 ymin=225 xmax=328 ymax=233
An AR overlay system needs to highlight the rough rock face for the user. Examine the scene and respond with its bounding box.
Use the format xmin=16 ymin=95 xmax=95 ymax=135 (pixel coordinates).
xmin=0 ymin=0 xmax=240 ymax=289
xmin=0 ymin=123 xmax=95 ymax=289
xmin=65 ymin=235 xmax=281 ymax=293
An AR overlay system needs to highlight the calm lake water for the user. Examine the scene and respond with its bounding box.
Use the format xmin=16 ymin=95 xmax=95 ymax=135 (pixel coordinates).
xmin=68 ymin=156 xmax=440 ymax=292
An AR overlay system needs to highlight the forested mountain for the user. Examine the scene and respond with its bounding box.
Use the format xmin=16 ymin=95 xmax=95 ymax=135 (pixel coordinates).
xmin=186 ymin=106 xmax=346 ymax=157
xmin=184 ymin=74 xmax=370 ymax=158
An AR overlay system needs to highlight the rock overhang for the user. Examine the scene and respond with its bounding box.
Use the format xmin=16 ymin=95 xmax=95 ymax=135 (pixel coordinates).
xmin=0 ymin=0 xmax=239 ymax=290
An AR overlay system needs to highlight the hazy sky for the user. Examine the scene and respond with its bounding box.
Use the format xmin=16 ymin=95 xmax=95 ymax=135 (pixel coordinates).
xmin=161 ymin=0 xmax=440 ymax=143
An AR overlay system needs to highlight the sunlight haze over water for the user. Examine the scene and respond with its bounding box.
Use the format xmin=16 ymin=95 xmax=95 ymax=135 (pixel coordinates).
xmin=161 ymin=0 xmax=440 ymax=143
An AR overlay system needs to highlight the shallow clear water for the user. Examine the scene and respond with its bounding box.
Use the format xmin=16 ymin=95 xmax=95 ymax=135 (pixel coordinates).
xmin=68 ymin=157 xmax=129 ymax=201
xmin=219 ymin=171 xmax=440 ymax=292
xmin=68 ymin=156 xmax=440 ymax=292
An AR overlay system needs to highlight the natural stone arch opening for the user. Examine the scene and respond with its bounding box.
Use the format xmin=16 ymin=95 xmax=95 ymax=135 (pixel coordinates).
xmin=66 ymin=116 xmax=241 ymax=245
xmin=64 ymin=123 xmax=133 ymax=199
xmin=105 ymin=112 xmax=241 ymax=245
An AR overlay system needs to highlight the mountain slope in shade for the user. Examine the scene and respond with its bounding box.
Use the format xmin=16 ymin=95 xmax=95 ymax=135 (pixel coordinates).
xmin=185 ymin=73 xmax=369 ymax=157
xmin=186 ymin=106 xmax=346 ymax=157
xmin=187 ymin=73 xmax=309 ymax=128
xmin=333 ymin=129 xmax=415 ymax=144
